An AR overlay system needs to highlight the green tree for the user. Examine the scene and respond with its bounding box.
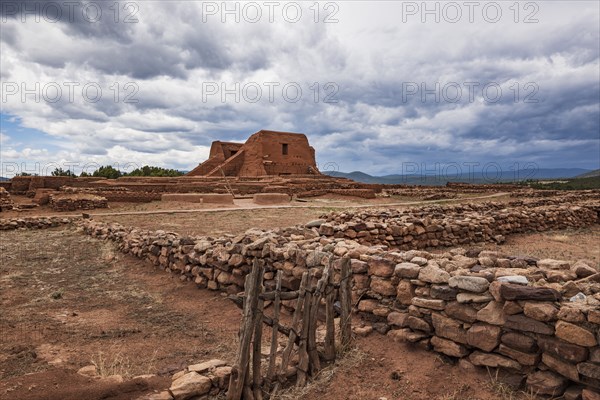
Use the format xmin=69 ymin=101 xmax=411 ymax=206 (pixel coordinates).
xmin=92 ymin=165 xmax=123 ymax=179
xmin=127 ymin=165 xmax=184 ymax=177
xmin=51 ymin=167 xmax=75 ymax=177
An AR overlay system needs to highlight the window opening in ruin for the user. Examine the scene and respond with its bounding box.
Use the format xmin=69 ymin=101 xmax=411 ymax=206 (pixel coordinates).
xmin=282 ymin=143 xmax=288 ymax=155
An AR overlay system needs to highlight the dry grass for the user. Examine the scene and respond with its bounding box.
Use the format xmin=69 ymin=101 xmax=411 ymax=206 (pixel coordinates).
xmin=483 ymin=368 xmax=556 ymax=400
xmin=91 ymin=346 xmax=159 ymax=378
xmin=548 ymin=234 xmax=571 ymax=243
xmin=437 ymin=383 xmax=476 ymax=400
xmin=271 ymin=345 xmax=368 ymax=400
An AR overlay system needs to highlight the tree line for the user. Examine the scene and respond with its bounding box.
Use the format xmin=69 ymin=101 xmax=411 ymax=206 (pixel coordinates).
xmin=17 ymin=165 xmax=185 ymax=178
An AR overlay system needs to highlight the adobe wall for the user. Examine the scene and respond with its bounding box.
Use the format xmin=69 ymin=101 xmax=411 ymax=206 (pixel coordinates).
xmin=252 ymin=193 xmax=290 ymax=204
xmin=6 ymin=176 xmax=105 ymax=194
xmin=3 ymin=174 xmax=383 ymax=200
xmin=187 ymin=141 xmax=243 ymax=176
xmin=240 ymin=131 xmax=317 ymax=176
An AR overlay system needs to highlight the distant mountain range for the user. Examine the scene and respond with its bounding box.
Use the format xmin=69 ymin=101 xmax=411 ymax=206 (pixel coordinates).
xmin=575 ymin=169 xmax=600 ymax=179
xmin=324 ymin=168 xmax=594 ymax=185
xmin=1 ymin=168 xmax=596 ymax=185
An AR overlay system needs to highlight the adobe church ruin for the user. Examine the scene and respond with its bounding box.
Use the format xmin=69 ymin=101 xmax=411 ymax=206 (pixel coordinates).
xmin=1 ymin=129 xmax=380 ymax=206
xmin=187 ymin=130 xmax=319 ymax=177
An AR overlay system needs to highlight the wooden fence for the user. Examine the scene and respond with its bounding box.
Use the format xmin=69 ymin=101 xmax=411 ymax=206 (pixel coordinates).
xmin=227 ymin=257 xmax=353 ymax=400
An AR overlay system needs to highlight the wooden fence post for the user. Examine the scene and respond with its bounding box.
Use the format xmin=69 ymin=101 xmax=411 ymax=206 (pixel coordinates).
xmin=307 ymin=263 xmax=331 ymax=373
xmin=252 ymin=265 xmax=265 ymax=400
xmin=265 ymin=270 xmax=282 ymax=388
xmin=324 ymin=260 xmax=336 ymax=361
xmin=296 ymin=272 xmax=313 ymax=387
xmin=272 ymin=272 xmax=309 ymax=395
xmin=339 ymin=257 xmax=352 ymax=349
xmin=227 ymin=260 xmax=262 ymax=400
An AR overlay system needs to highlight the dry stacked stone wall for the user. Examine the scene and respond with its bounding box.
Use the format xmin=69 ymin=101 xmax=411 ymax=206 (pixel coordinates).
xmin=0 ymin=216 xmax=75 ymax=230
xmin=355 ymin=249 xmax=599 ymax=397
xmin=511 ymin=189 xmax=600 ymax=199
xmin=297 ymin=188 xmax=377 ymax=198
xmin=3 ymin=193 xmax=599 ymax=397
xmin=62 ymin=187 xmax=161 ymax=203
xmin=316 ymin=199 xmax=600 ymax=249
xmin=0 ymin=187 xmax=14 ymax=211
xmin=49 ymin=194 xmax=108 ymax=212
xmin=76 ymin=208 xmax=600 ymax=397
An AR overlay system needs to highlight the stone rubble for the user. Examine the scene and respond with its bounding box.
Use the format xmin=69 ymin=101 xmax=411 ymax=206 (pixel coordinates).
xmin=135 ymin=359 xmax=231 ymax=400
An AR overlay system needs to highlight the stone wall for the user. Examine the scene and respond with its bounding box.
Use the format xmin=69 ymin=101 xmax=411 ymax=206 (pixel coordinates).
xmin=0 ymin=187 xmax=14 ymax=211
xmin=75 ymin=218 xmax=599 ymax=397
xmin=62 ymin=187 xmax=161 ymax=203
xmin=0 ymin=216 xmax=76 ymax=230
xmin=49 ymin=194 xmax=108 ymax=212
xmin=315 ymin=199 xmax=600 ymax=249
xmin=78 ymin=219 xmax=376 ymax=303
xmin=2 ymin=211 xmax=598 ymax=396
xmin=446 ymin=182 xmax=523 ymax=191
xmin=4 ymin=174 xmax=382 ymax=199
xmin=354 ymin=249 xmax=599 ymax=396
xmin=511 ymin=189 xmax=600 ymax=199
xmin=382 ymin=183 xmax=522 ymax=194
xmin=297 ymin=188 xmax=377 ymax=199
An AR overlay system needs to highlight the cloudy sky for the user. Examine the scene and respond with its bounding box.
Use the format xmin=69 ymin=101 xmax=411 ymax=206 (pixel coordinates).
xmin=1 ymin=0 xmax=599 ymax=177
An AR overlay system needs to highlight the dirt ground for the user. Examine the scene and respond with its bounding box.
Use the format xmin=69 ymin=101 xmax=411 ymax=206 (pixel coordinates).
xmin=0 ymin=228 xmax=241 ymax=400
xmin=481 ymin=226 xmax=600 ymax=266
xmin=95 ymin=207 xmax=330 ymax=236
xmin=93 ymin=193 xmax=511 ymax=237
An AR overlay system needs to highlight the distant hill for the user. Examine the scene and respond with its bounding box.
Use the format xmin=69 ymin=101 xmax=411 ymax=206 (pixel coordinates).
xmin=325 ymin=171 xmax=383 ymax=183
xmin=0 ymin=177 xmax=9 ymax=181
xmin=575 ymin=169 xmax=600 ymax=179
xmin=527 ymin=176 xmax=600 ymax=190
xmin=324 ymin=168 xmax=592 ymax=185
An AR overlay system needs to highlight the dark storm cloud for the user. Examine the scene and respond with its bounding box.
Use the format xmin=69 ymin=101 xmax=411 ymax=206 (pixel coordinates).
xmin=1 ymin=0 xmax=135 ymax=41
xmin=1 ymin=1 xmax=253 ymax=78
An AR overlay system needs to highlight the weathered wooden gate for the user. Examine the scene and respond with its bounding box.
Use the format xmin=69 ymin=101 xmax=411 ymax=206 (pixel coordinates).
xmin=227 ymin=257 xmax=353 ymax=400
